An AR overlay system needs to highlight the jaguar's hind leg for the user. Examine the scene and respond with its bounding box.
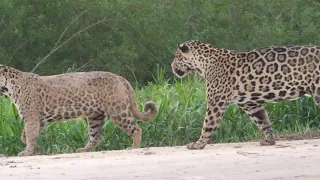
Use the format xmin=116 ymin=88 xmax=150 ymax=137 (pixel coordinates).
xmin=110 ymin=112 xmax=142 ymax=149
xmin=76 ymin=114 xmax=106 ymax=153
xmin=240 ymin=103 xmax=276 ymax=146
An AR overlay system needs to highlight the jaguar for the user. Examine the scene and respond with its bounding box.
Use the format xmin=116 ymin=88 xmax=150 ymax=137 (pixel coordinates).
xmin=171 ymin=40 xmax=320 ymax=149
xmin=0 ymin=65 xmax=158 ymax=156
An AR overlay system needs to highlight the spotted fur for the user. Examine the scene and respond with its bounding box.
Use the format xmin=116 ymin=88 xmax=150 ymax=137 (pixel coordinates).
xmin=0 ymin=65 xmax=158 ymax=156
xmin=171 ymin=41 xmax=320 ymax=149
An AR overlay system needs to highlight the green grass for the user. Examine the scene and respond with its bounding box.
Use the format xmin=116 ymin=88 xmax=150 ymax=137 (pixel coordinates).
xmin=1 ymin=70 xmax=320 ymax=156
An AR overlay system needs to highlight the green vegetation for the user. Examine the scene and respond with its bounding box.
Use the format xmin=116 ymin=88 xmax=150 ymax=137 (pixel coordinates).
xmin=1 ymin=0 xmax=320 ymax=156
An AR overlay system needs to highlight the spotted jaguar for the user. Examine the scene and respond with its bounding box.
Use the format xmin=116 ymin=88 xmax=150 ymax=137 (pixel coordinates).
xmin=0 ymin=65 xmax=158 ymax=156
xmin=171 ymin=40 xmax=320 ymax=149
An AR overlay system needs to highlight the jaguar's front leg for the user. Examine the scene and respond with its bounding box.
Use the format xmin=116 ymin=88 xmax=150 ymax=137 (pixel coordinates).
xmin=18 ymin=116 xmax=41 ymax=156
xmin=21 ymin=121 xmax=45 ymax=155
xmin=187 ymin=96 xmax=228 ymax=150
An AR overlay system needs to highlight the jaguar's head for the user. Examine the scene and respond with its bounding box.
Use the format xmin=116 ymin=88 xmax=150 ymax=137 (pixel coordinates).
xmin=171 ymin=40 xmax=212 ymax=78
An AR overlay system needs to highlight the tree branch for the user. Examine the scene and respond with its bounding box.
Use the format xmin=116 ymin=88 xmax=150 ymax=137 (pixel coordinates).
xmin=31 ymin=11 xmax=108 ymax=72
xmin=53 ymin=10 xmax=88 ymax=50
xmin=8 ymin=39 xmax=30 ymax=63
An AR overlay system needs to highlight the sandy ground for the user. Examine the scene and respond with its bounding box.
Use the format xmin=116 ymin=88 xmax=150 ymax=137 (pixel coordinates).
xmin=0 ymin=139 xmax=320 ymax=180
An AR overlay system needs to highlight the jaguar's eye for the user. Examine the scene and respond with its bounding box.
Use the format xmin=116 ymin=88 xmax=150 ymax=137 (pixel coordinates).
xmin=179 ymin=45 xmax=189 ymax=53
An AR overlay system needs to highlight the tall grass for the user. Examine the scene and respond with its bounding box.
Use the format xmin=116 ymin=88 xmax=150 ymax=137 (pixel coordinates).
xmin=0 ymin=69 xmax=320 ymax=156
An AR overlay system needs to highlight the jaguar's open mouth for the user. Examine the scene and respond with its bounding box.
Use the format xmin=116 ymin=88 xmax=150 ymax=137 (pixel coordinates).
xmin=174 ymin=69 xmax=185 ymax=77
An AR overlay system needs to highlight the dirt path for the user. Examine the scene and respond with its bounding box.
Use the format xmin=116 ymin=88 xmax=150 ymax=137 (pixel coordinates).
xmin=1 ymin=139 xmax=320 ymax=180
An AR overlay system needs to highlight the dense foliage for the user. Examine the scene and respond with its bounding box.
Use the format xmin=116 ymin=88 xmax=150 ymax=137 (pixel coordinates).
xmin=1 ymin=0 xmax=320 ymax=83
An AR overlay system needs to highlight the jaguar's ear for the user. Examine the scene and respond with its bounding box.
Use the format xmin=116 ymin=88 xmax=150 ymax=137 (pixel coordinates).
xmin=0 ymin=65 xmax=6 ymax=72
xmin=179 ymin=44 xmax=189 ymax=53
